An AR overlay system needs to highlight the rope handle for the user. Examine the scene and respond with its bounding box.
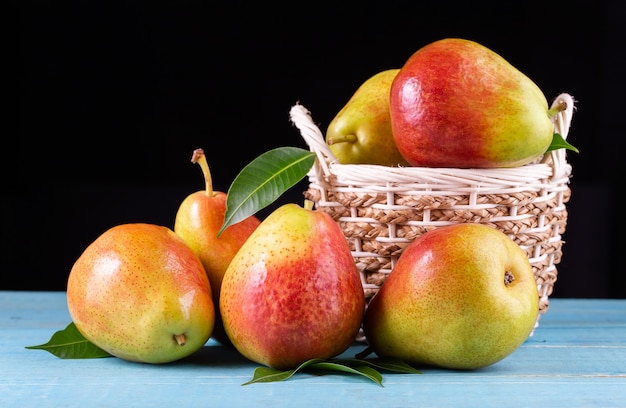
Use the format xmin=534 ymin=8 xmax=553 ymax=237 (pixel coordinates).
xmin=290 ymin=92 xmax=575 ymax=180
xmin=289 ymin=103 xmax=338 ymax=179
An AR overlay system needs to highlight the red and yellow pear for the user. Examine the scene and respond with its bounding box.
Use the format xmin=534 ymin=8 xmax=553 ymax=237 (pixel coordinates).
xmin=390 ymin=38 xmax=565 ymax=168
xmin=220 ymin=201 xmax=366 ymax=370
xmin=67 ymin=223 xmax=215 ymax=364
xmin=174 ymin=148 xmax=261 ymax=345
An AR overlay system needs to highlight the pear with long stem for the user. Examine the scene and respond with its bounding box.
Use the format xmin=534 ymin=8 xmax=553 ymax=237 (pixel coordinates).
xmin=174 ymin=148 xmax=261 ymax=345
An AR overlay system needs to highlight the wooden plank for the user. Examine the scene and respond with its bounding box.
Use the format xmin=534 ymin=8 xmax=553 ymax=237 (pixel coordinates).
xmin=1 ymin=292 xmax=625 ymax=407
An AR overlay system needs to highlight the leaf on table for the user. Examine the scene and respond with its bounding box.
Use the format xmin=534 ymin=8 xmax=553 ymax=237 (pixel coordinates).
xmin=241 ymin=356 xmax=421 ymax=386
xmin=242 ymin=358 xmax=326 ymax=385
xmin=310 ymin=361 xmax=384 ymax=386
xmin=340 ymin=357 xmax=423 ymax=374
xmin=219 ymin=147 xmax=315 ymax=235
xmin=242 ymin=366 xmax=298 ymax=385
xmin=25 ymin=322 xmax=112 ymax=359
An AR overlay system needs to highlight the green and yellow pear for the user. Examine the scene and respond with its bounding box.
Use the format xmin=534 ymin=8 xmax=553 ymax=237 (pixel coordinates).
xmin=220 ymin=201 xmax=366 ymax=370
xmin=363 ymin=223 xmax=539 ymax=370
xmin=326 ymin=69 xmax=409 ymax=166
xmin=390 ymin=38 xmax=566 ymax=168
xmin=174 ymin=148 xmax=261 ymax=345
xmin=67 ymin=223 xmax=215 ymax=364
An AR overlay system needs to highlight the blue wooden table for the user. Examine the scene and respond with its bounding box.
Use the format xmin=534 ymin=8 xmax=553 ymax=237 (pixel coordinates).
xmin=1 ymin=291 xmax=625 ymax=407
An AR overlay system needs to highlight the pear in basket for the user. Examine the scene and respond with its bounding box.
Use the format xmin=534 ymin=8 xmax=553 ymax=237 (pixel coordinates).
xmin=390 ymin=38 xmax=566 ymax=168
xmin=326 ymin=69 xmax=409 ymax=166
xmin=220 ymin=201 xmax=366 ymax=370
xmin=362 ymin=223 xmax=539 ymax=370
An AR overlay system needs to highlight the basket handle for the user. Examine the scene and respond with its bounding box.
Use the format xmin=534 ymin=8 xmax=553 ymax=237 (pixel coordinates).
xmin=544 ymin=93 xmax=575 ymax=181
xmin=290 ymin=103 xmax=337 ymax=179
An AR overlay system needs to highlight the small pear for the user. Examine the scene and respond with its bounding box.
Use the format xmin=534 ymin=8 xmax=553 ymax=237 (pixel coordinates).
xmin=326 ymin=69 xmax=409 ymax=166
xmin=67 ymin=223 xmax=215 ymax=364
xmin=390 ymin=38 xmax=566 ymax=168
xmin=220 ymin=201 xmax=366 ymax=370
xmin=175 ymin=148 xmax=261 ymax=345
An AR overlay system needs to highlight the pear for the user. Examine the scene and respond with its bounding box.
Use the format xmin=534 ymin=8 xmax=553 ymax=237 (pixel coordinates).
xmin=66 ymin=223 xmax=215 ymax=364
xmin=174 ymin=148 xmax=261 ymax=345
xmin=326 ymin=69 xmax=409 ymax=166
xmin=220 ymin=201 xmax=366 ymax=370
xmin=362 ymin=223 xmax=539 ymax=370
xmin=389 ymin=38 xmax=566 ymax=168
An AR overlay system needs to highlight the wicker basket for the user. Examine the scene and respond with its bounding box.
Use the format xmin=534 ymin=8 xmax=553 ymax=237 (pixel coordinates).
xmin=290 ymin=93 xmax=575 ymax=333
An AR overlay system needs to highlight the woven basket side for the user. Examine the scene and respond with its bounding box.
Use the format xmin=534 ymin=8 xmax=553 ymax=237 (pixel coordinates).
xmin=304 ymin=175 xmax=571 ymax=310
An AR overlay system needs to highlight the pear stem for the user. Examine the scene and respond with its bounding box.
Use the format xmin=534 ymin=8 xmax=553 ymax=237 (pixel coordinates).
xmin=191 ymin=148 xmax=213 ymax=197
xmin=304 ymin=199 xmax=315 ymax=210
xmin=327 ymin=134 xmax=358 ymax=145
xmin=547 ymin=100 xmax=567 ymax=119
xmin=174 ymin=334 xmax=186 ymax=346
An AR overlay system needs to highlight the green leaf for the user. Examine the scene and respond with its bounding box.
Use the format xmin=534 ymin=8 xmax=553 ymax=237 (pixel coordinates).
xmin=242 ymin=358 xmax=326 ymax=385
xmin=547 ymin=133 xmax=579 ymax=153
xmin=341 ymin=357 xmax=423 ymax=374
xmin=242 ymin=366 xmax=299 ymax=385
xmin=310 ymin=361 xmax=384 ymax=386
xmin=241 ymin=356 xmax=421 ymax=386
xmin=25 ymin=322 xmax=112 ymax=359
xmin=219 ymin=147 xmax=316 ymax=235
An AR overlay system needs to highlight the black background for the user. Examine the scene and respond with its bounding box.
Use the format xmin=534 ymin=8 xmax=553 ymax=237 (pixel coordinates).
xmin=11 ymin=1 xmax=625 ymax=297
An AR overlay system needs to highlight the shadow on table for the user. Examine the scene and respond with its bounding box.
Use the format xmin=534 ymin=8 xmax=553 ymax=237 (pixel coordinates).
xmin=178 ymin=341 xmax=252 ymax=367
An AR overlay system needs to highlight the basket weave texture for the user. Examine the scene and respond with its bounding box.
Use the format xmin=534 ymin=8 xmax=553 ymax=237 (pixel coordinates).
xmin=291 ymin=93 xmax=575 ymax=328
